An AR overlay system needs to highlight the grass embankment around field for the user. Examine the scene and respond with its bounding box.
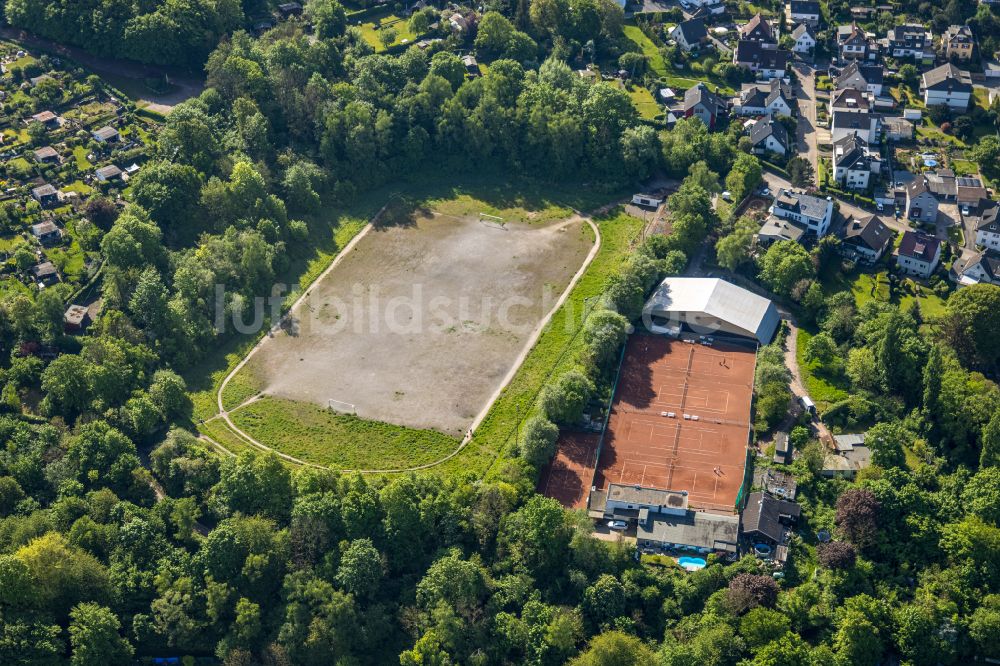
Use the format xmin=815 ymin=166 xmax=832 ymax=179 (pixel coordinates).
xmin=191 ymin=177 xmax=629 ymax=474
xmin=230 ymin=396 xmax=459 ymax=470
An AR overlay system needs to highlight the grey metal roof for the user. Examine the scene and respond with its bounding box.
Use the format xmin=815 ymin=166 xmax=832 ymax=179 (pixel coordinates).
xmin=644 ymin=277 xmax=780 ymax=342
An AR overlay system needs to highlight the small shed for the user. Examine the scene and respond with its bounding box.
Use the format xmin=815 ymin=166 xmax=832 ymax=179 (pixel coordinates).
xmin=33 ymin=146 xmax=60 ymax=163
xmin=31 ymin=220 xmax=62 ymax=245
xmin=30 ymin=261 xmax=59 ymax=286
xmin=64 ymin=304 xmax=91 ymax=332
xmin=92 ymin=126 xmax=120 ymax=143
xmin=31 ymin=184 xmax=60 ymax=207
xmin=632 ymin=193 xmax=664 ymax=208
xmin=96 ymin=164 xmax=123 ymax=182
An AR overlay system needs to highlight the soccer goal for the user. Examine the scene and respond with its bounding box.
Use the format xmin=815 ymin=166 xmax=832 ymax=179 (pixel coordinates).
xmin=328 ymin=399 xmax=357 ymax=415
xmin=478 ymin=212 xmax=506 ymax=230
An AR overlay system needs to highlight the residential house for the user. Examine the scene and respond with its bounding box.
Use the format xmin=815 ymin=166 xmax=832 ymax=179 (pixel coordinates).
xmin=829 ymin=88 xmax=872 ymax=114
xmin=822 ymin=434 xmax=871 ymax=479
xmin=30 ymin=261 xmax=59 ymax=287
xmin=921 ymin=63 xmax=972 ymax=110
xmin=925 ymin=168 xmax=957 ymax=201
xmin=884 ymin=117 xmax=914 ymax=141
xmin=885 ymin=23 xmax=932 ymax=59
xmin=30 ymin=220 xmax=62 ymax=245
xmin=739 ymin=14 xmax=775 ymax=43
xmin=840 ymin=214 xmax=893 ymax=263
xmin=749 ymin=116 xmax=790 ymax=156
xmin=835 ymin=61 xmax=884 ymax=95
xmin=685 ymin=0 xmax=726 ymax=15
xmin=832 ymin=134 xmax=881 ymax=190
xmin=837 ymin=23 xmax=874 ymax=60
xmin=734 ymin=78 xmax=797 ymax=116
xmin=943 ymin=24 xmax=974 ymax=60
xmin=831 ymin=110 xmax=879 ymax=143
xmin=757 ymin=215 xmax=806 ymax=246
xmin=31 ymin=183 xmax=59 ymax=207
xmin=33 ymin=146 xmax=59 ymax=163
xmin=96 ymin=165 xmax=123 ymax=182
xmin=790 ymin=23 xmax=816 ymax=53
xmin=741 ymin=492 xmax=801 ymax=560
xmin=733 ymin=41 xmax=790 ymax=80
xmin=770 ymin=189 xmax=834 ymax=236
xmin=29 ymin=110 xmax=60 ymax=128
xmin=974 ymin=200 xmax=1000 ymax=249
xmin=789 ymin=0 xmax=821 ymax=25
xmin=591 ymin=484 xmax=739 ymax=556
xmin=64 ymin=304 xmax=92 ymax=332
xmin=670 ymin=18 xmax=708 ymax=52
xmin=952 ymin=249 xmax=1000 ymax=286
xmin=684 ymin=83 xmax=727 ymax=129
xmin=904 ymin=176 xmax=940 ymax=223
xmin=92 ymin=126 xmax=120 ymax=143
xmin=896 ymin=229 xmax=941 ymax=277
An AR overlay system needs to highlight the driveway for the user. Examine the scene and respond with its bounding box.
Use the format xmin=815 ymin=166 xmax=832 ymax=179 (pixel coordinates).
xmin=792 ymin=62 xmax=819 ymax=178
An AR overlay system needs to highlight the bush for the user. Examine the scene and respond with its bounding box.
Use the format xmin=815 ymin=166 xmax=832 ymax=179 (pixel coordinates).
xmin=519 ymin=415 xmax=560 ymax=469
xmin=817 ymin=541 xmax=856 ymax=569
xmin=540 ymin=370 xmax=595 ymax=425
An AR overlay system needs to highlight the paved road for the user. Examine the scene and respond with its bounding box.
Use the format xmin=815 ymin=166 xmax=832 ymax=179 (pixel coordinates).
xmin=792 ymin=62 xmax=819 ymax=179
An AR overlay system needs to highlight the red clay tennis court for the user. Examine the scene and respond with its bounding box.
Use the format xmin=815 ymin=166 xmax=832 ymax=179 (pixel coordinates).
xmin=593 ymin=335 xmax=756 ymax=514
xmin=538 ymin=431 xmax=601 ymax=509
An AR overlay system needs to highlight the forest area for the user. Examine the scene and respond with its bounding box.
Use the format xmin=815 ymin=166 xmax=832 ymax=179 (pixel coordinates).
xmin=0 ymin=0 xmax=999 ymax=664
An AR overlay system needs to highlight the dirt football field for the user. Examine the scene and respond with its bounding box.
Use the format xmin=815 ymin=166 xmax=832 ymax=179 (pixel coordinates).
xmin=239 ymin=210 xmax=595 ymax=436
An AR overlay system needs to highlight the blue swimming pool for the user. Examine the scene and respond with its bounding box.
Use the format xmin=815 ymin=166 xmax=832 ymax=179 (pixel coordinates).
xmin=678 ymin=556 xmax=707 ymax=571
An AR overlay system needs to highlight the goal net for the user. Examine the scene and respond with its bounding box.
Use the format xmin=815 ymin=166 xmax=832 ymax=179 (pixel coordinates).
xmin=478 ymin=212 xmax=506 ymax=229
xmin=328 ymin=399 xmax=357 ymax=415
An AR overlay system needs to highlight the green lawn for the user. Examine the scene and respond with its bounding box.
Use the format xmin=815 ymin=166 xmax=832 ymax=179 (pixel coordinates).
xmin=823 ymin=268 xmax=948 ymax=322
xmin=623 ymin=24 xmax=667 ymax=77
xmin=359 ymin=15 xmax=417 ymax=51
xmin=72 ymin=146 xmax=93 ymax=170
xmin=230 ymin=396 xmax=460 ymax=470
xmin=795 ymin=329 xmax=849 ymax=413
xmin=62 ymin=180 xmax=93 ymax=195
xmin=628 ymin=86 xmax=662 ymax=120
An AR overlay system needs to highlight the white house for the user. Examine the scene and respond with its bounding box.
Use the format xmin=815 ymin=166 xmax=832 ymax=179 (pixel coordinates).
xmin=670 ymin=18 xmax=708 ymax=52
xmin=836 ymin=23 xmax=874 ymax=60
xmin=884 ymin=24 xmax=932 ymax=59
xmin=740 ymin=14 xmax=776 ymax=43
xmin=835 ymin=61 xmax=884 ymax=96
xmin=896 ymin=230 xmax=941 ymax=278
xmin=921 ymin=63 xmax=972 ymax=110
xmin=832 ymin=134 xmax=880 ymax=190
xmin=734 ymin=79 xmax=796 ymax=116
xmin=770 ymin=188 xmax=834 ymax=236
xmin=974 ymin=201 xmax=1000 ymax=249
xmin=905 ymin=177 xmax=940 ymax=224
xmin=831 ymin=110 xmax=879 ymax=144
xmin=952 ymin=249 xmax=1000 ymax=286
xmin=733 ymin=40 xmax=790 ymax=80
xmin=789 ymin=0 xmax=821 ymax=25
xmin=791 ymin=24 xmax=816 ymax=53
xmin=840 ymin=215 xmax=893 ymax=263
xmin=749 ymin=116 xmax=790 ymax=156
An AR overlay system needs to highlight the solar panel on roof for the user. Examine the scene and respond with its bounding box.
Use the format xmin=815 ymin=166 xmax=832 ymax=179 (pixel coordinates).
xmin=957 ymin=177 xmax=982 ymax=187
